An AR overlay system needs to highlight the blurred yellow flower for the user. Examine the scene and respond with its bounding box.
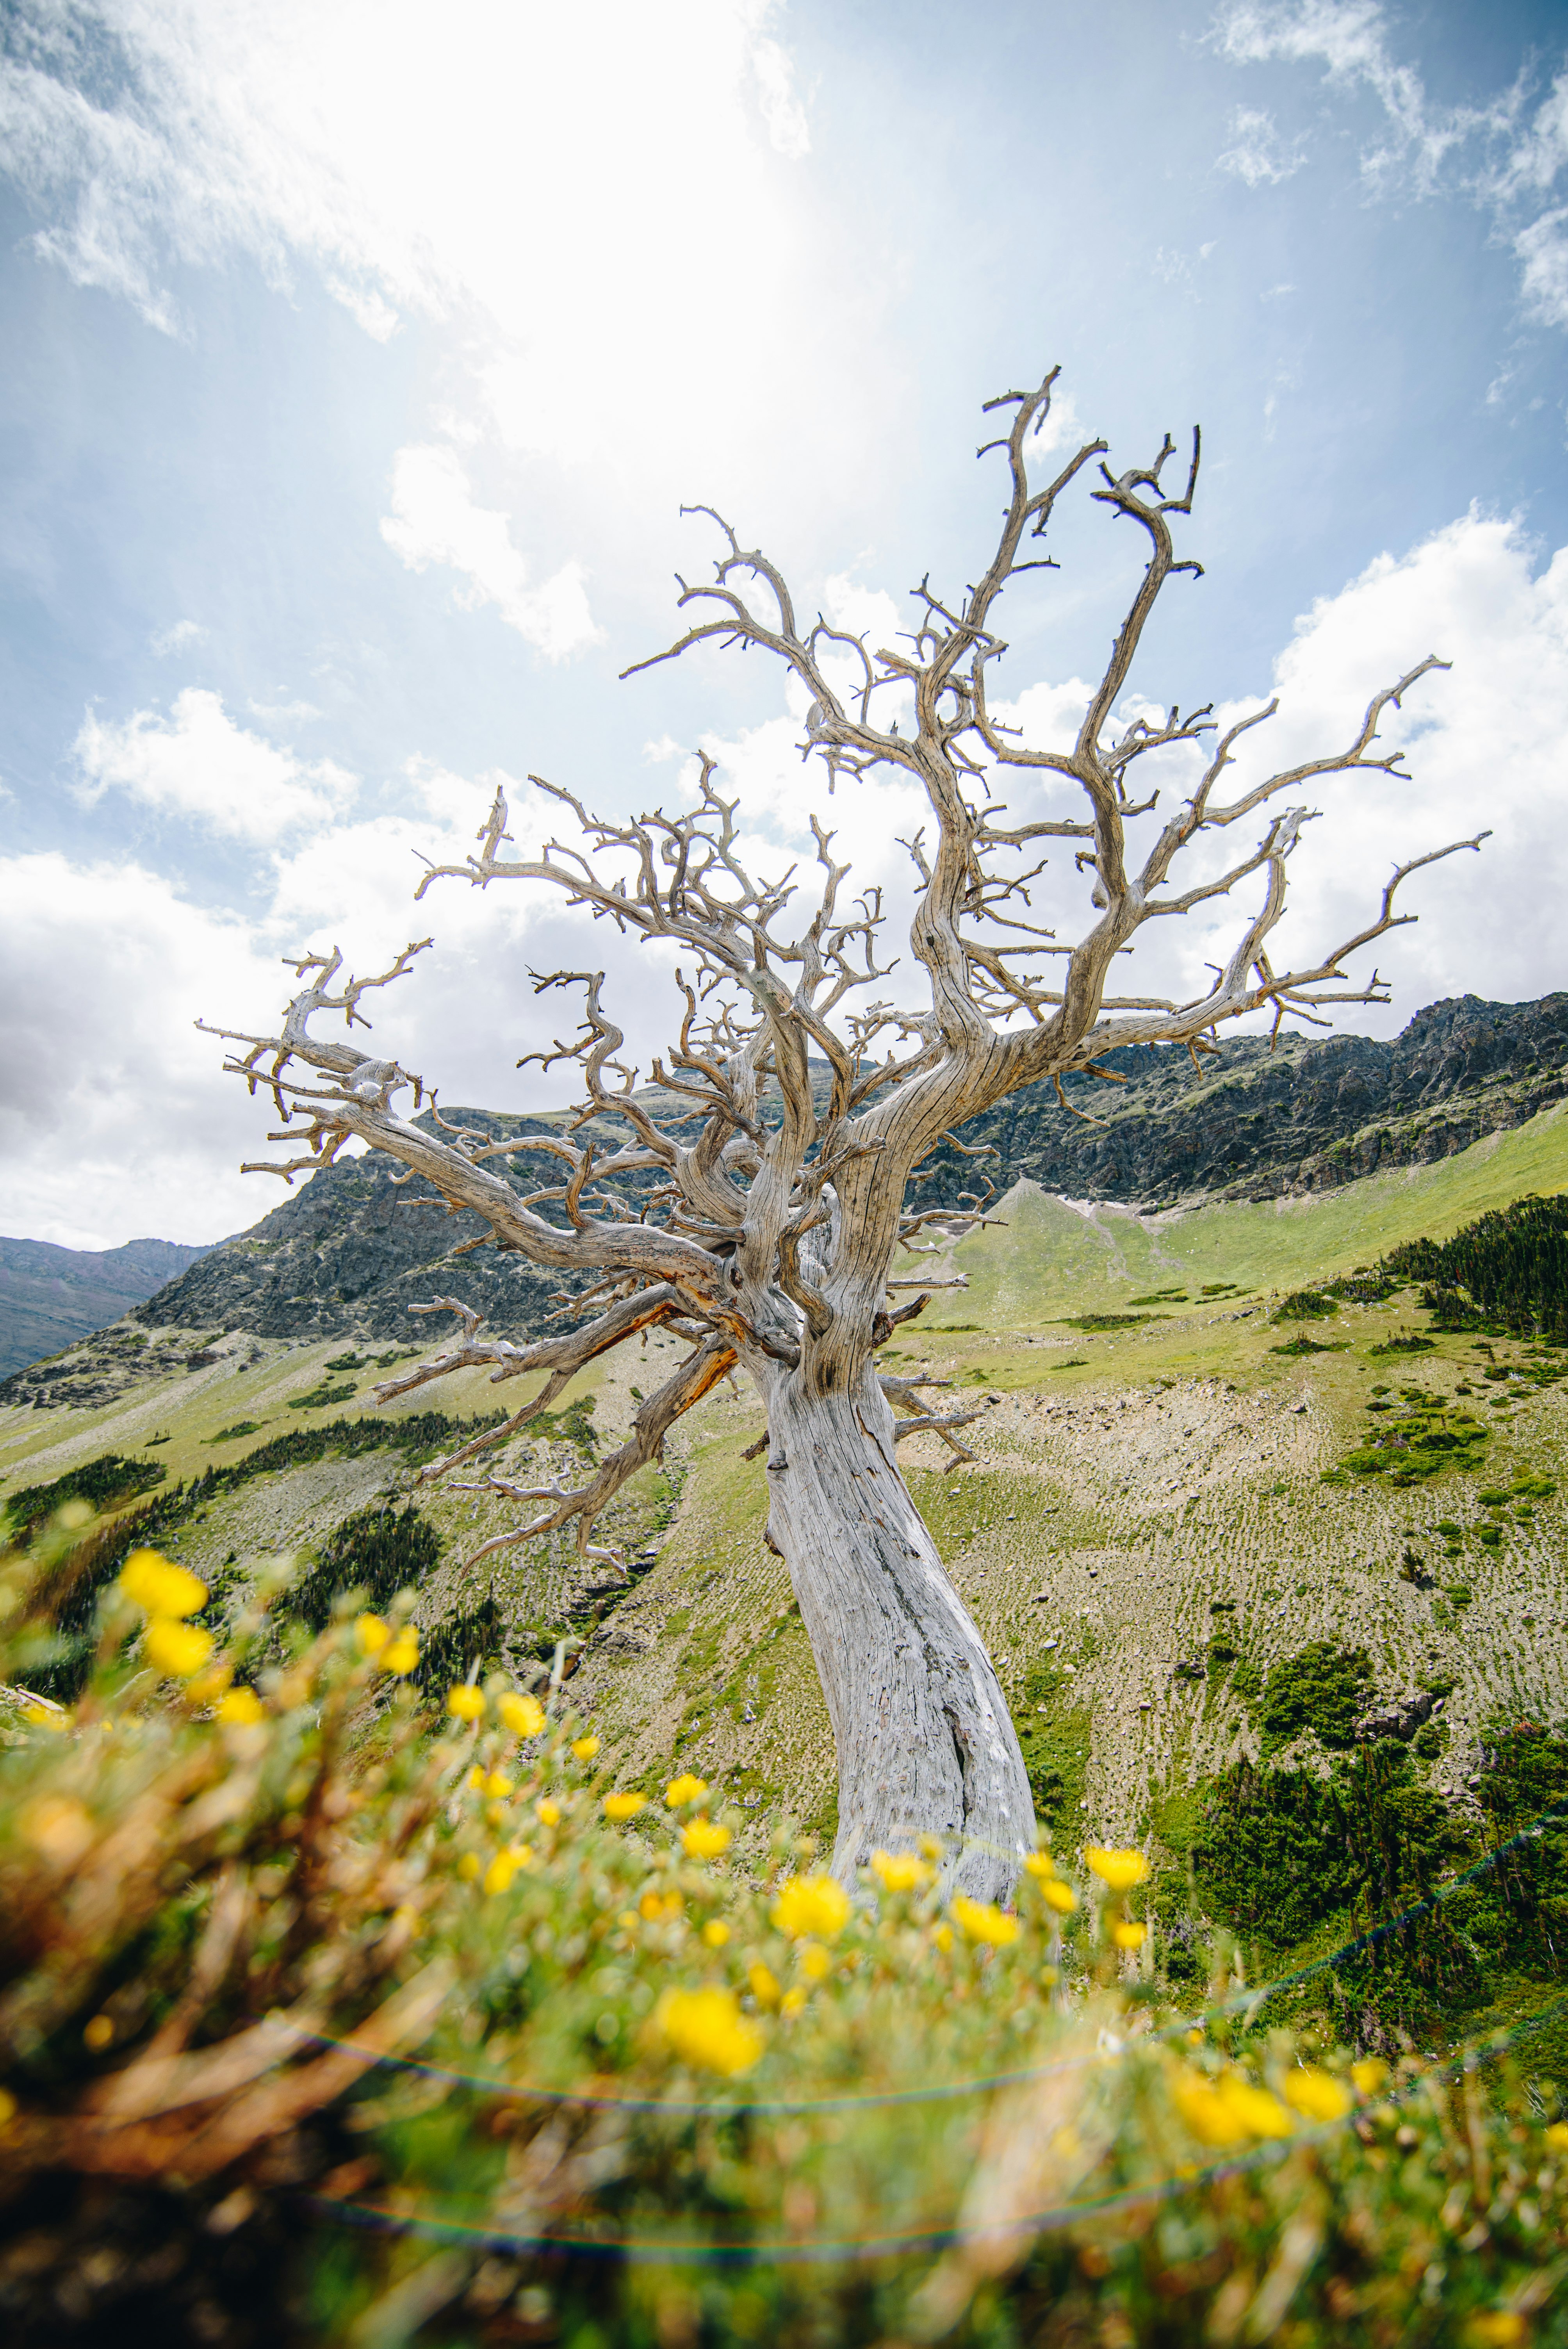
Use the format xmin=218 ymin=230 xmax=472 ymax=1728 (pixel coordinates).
xmin=1083 ymin=1846 xmax=1149 ymax=1891
xmin=780 ymin=1986 xmax=808 ymax=2016
xmin=499 ymin=1691 xmax=546 ymax=1737
xmin=82 ymin=2014 xmax=114 ymax=2052
xmin=870 ymin=1849 xmax=932 ymax=1892
xmin=571 ymin=1733 xmax=600 ymax=1761
xmin=604 ymin=1791 xmax=648 ymax=1821
xmin=185 ymin=1663 xmax=234 ymax=1706
xmin=952 ymin=1895 xmax=1020 ymax=1948
xmin=1470 ymin=2318 xmax=1528 ymax=2349
xmin=483 ymin=1845 xmax=533 ymax=1895
xmin=1111 ymin=1920 xmax=1146 ymax=1951
xmin=144 ymin=1619 xmax=215 ymax=1680
xmin=447 ymin=1685 xmax=486 ymax=1722
xmin=918 ymin=1834 xmax=944 ymax=1860
xmin=799 ymin=1942 xmax=832 ymax=1981
xmin=0 ymin=2086 xmax=15 ymax=2129
xmin=748 ymin=1962 xmax=781 ymax=2008
xmin=772 ymin=1874 xmax=851 ymax=1940
xmin=1351 ymin=2058 xmax=1390 ymax=2098
xmin=356 ymin=1613 xmax=391 ymax=1654
xmin=118 ymin=1549 xmax=207 ymax=1619
xmin=702 ymin=1919 xmax=730 ymax=1947
xmin=456 ymin=1852 xmax=482 ymax=1882
xmin=381 ymin=1634 xmax=419 ymax=1677
xmin=665 ymin=1773 xmax=708 ymax=1806
xmin=22 ymin=1797 xmax=93 ymax=1864
xmin=1038 ymin=1878 xmax=1078 ymax=1915
xmin=536 ymin=1798 xmax=561 ymax=1826
xmin=682 ymin=1818 xmax=732 ymax=1861
xmin=1546 ymin=2121 xmax=1568 ymax=2153
xmin=1281 ymin=2067 xmax=1353 ymax=2124
xmin=1021 ymin=1852 xmax=1058 ymax=1880
xmin=1172 ymin=2069 xmax=1292 ymax=2147
xmin=217 ymin=1688 xmax=265 ymax=1726
xmin=640 ymin=1889 xmax=682 ymax=1922
xmin=656 ymin=1986 xmax=764 ymax=2077
xmin=933 ymin=1923 xmax=954 ymax=1953
xmin=466 ymin=1764 xmax=486 ymax=1791
xmin=22 ymin=1705 xmax=69 ymax=1734
xmin=484 ymin=1772 xmax=513 ymax=1799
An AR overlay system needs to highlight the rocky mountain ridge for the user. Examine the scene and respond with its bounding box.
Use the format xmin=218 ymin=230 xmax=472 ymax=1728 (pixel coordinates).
xmin=3 ymin=991 xmax=1564 ymax=1401
xmin=0 ymin=1235 xmax=213 ymax=1380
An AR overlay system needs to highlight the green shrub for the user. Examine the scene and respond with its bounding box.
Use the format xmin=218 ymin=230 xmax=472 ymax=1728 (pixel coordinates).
xmin=1258 ymin=1641 xmax=1371 ymax=1752
xmin=2 ymin=1452 xmax=165 ymax=1535
xmin=1274 ymin=1290 xmax=1338 ymax=1321
xmin=289 ymin=1503 xmax=441 ymax=1631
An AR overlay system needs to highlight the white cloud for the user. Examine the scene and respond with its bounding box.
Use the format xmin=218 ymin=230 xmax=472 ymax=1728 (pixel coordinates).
xmin=1213 ymin=3 xmax=1568 ymax=326
xmin=0 ymin=854 xmax=287 ymax=1247
xmin=73 ymin=688 xmax=356 ymax=840
xmin=380 ymin=444 xmax=600 ymax=661
xmin=1515 ymin=207 xmax=1568 ymax=331
xmin=752 ymin=34 xmax=811 ymax=159
xmin=150 ymin=618 xmax=206 ymax=655
xmin=1217 ymin=106 xmax=1308 ymax=187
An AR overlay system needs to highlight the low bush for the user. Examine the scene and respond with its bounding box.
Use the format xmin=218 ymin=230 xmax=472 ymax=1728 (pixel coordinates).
xmin=5 ymin=1520 xmax=1568 ymax=2344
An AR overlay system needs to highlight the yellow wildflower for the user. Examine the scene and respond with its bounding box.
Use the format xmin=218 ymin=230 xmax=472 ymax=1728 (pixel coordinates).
xmin=1470 ymin=2319 xmax=1527 ymax=2349
xmin=21 ymin=1797 xmax=92 ymax=1864
xmin=466 ymin=1764 xmax=486 ymax=1791
xmin=870 ymin=1849 xmax=932 ymax=1892
xmin=655 ymin=1986 xmax=764 ymax=2078
xmin=499 ymin=1691 xmax=546 ymax=1738
xmin=1022 ymin=1852 xmax=1058 ymax=1880
xmin=118 ymin=1549 xmax=207 ymax=1619
xmin=483 ymin=1845 xmax=533 ymax=1895
xmin=144 ymin=1618 xmax=215 ymax=1680
xmin=571 ymin=1733 xmax=600 ymax=1761
xmin=604 ymin=1791 xmax=648 ymax=1821
xmin=1546 ymin=2122 xmax=1568 ymax=2153
xmin=799 ymin=1941 xmax=832 ymax=1981
xmin=1037 ymin=1878 xmax=1078 ymax=1915
xmin=380 ymin=1633 xmax=419 ymax=1677
xmin=1352 ymin=2058 xmax=1390 ymax=2098
xmin=749 ymin=1962 xmax=781 ymax=2008
xmin=772 ymin=1873 xmax=851 ymax=1941
xmin=780 ymin=1986 xmax=808 ymax=2016
xmin=356 ymin=1613 xmax=390 ymax=1654
xmin=485 ymin=1772 xmax=515 ymax=1799
xmin=456 ymin=1852 xmax=482 ymax=1882
xmin=952 ymin=1895 xmax=1021 ymax=1948
xmin=665 ymin=1773 xmax=708 ymax=1807
xmin=217 ymin=1687 xmax=265 ymax=1726
xmin=1111 ymin=1920 xmax=1146 ymax=1951
xmin=447 ymin=1685 xmax=486 ymax=1723
xmin=682 ymin=1818 xmax=732 ymax=1861
xmin=22 ymin=1705 xmax=69 ymax=1733
xmin=702 ymin=1919 xmax=730 ymax=1948
xmin=1083 ymin=1846 xmax=1149 ymax=1892
xmin=185 ymin=1662 xmax=234 ymax=1706
xmin=536 ymin=1798 xmax=561 ymax=1826
xmin=933 ymin=1923 xmax=954 ymax=1952
xmin=1281 ymin=2067 xmax=1353 ymax=2124
xmin=1172 ymin=2069 xmax=1292 ymax=2147
xmin=82 ymin=2014 xmax=114 ymax=2052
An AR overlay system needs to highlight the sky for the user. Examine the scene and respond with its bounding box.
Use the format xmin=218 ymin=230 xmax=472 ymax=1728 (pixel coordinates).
xmin=0 ymin=0 xmax=1566 ymax=1250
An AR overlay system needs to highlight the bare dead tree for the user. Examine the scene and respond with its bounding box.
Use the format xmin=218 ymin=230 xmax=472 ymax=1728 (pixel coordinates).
xmin=203 ymin=368 xmax=1482 ymax=1900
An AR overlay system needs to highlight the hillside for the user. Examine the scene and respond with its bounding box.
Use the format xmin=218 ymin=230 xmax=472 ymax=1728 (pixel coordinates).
xmin=0 ymin=1233 xmax=212 ymax=1379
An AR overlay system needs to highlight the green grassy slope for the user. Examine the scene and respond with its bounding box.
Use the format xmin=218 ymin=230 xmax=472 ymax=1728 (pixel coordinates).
xmin=927 ymin=1100 xmax=1568 ymax=1329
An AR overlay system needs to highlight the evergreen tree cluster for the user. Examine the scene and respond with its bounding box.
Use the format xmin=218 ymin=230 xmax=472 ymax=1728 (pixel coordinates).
xmin=1383 ymin=1191 xmax=1568 ymax=1337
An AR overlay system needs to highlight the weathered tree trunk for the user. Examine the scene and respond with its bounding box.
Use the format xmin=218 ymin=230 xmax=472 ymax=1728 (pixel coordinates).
xmin=756 ymin=1361 xmax=1034 ymax=1902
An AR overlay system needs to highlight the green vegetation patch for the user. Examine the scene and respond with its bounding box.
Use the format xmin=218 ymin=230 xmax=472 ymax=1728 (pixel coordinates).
xmin=289 ymin=1503 xmax=441 ymax=1632
xmin=1274 ymin=1289 xmax=1338 ymax=1321
xmin=1385 ymin=1190 xmax=1568 ymax=1338
xmin=3 ymin=1452 xmax=166 ymax=1535
xmin=1258 ymin=1640 xmax=1371 ymax=1753
xmin=1014 ymin=1661 xmax=1091 ymax=1834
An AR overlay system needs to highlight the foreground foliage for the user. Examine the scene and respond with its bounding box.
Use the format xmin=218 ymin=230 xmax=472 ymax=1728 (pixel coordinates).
xmin=2 ymin=1519 xmax=1568 ymax=2345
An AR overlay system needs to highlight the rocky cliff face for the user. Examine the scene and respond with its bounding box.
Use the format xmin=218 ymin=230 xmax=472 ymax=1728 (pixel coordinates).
xmin=919 ymin=993 xmax=1568 ymax=1210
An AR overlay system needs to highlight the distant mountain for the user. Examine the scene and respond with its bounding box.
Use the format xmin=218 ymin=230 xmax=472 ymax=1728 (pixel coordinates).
xmin=7 ymin=992 xmax=1565 ymax=1401
xmin=0 ymin=1235 xmax=215 ymax=1378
